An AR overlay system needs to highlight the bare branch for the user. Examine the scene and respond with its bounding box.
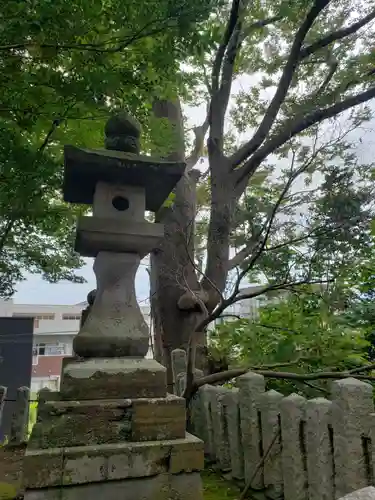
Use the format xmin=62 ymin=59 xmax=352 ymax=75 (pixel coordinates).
xmin=229 ymin=134 xmax=324 ymax=270
xmin=234 ymin=84 xmax=375 ymax=187
xmin=185 ymin=117 xmax=209 ymax=171
xmin=239 ymin=15 xmax=284 ymax=43
xmin=195 ymin=367 xmax=375 ymax=390
xmin=230 ymin=0 xmax=331 ymax=168
xmin=239 ymin=430 xmax=280 ymax=500
xmin=300 ymin=9 xmax=375 ymax=60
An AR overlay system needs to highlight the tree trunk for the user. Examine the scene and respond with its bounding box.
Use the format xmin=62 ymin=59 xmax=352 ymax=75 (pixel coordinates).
xmin=150 ymin=98 xmax=207 ymax=390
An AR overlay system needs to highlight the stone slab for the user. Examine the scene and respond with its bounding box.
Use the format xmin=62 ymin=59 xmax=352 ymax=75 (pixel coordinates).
xmin=29 ymin=394 xmax=186 ymax=448
xmin=75 ymin=216 xmax=164 ymax=258
xmin=338 ymin=487 xmax=375 ymax=500
xmin=25 ymin=472 xmax=203 ymax=500
xmin=24 ymin=434 xmax=204 ymax=489
xmin=60 ymin=357 xmax=167 ymax=400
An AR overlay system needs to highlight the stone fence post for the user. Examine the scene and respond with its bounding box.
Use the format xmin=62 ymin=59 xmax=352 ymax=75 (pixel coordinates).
xmin=338 ymin=487 xmax=375 ymax=500
xmin=171 ymin=349 xmax=187 ymax=395
xmin=9 ymin=386 xmax=30 ymax=444
xmin=331 ymin=378 xmax=374 ymax=498
xmin=280 ymin=393 xmax=306 ymax=500
xmin=238 ymin=372 xmax=265 ymax=489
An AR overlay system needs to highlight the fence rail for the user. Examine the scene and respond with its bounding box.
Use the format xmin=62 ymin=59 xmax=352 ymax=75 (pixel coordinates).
xmin=171 ymin=348 xmax=375 ymax=500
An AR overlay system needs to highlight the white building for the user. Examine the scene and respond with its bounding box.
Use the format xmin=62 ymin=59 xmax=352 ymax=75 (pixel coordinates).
xmin=0 ymin=298 xmax=151 ymax=392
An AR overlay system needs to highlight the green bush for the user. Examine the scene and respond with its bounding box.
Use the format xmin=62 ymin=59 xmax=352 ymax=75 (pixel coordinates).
xmin=209 ymin=288 xmax=369 ymax=397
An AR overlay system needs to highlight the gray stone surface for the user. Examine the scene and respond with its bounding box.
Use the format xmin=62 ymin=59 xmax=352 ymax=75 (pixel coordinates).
xmin=75 ymin=216 xmax=164 ymax=258
xmin=331 ymin=378 xmax=374 ymax=498
xmin=9 ymin=386 xmax=30 ymax=444
xmin=24 ymin=472 xmax=204 ymax=500
xmin=63 ymin=145 xmax=186 ymax=212
xmin=29 ymin=394 xmax=186 ymax=449
xmin=24 ymin=434 xmax=203 ymax=489
xmin=259 ymin=390 xmax=283 ymax=499
xmin=190 ymin=387 xmax=208 ymax=450
xmin=211 ymin=386 xmax=231 ymax=470
xmin=280 ymin=393 xmax=307 ymax=500
xmin=222 ymin=388 xmax=244 ymax=480
xmin=93 ymin=181 xmax=146 ymax=221
xmin=171 ymin=349 xmax=187 ymax=394
xmin=238 ymin=372 xmax=265 ymax=489
xmin=60 ymin=358 xmax=167 ymax=400
xmin=305 ymin=397 xmax=334 ymax=500
xmin=338 ymin=488 xmax=375 ymax=500
xmin=201 ymin=385 xmax=217 ymax=458
xmin=104 ymin=112 xmax=141 ymax=154
xmin=72 ymin=252 xmax=150 ymax=358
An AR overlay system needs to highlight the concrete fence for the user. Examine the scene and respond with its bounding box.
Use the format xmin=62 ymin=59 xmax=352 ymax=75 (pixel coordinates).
xmin=0 ymin=385 xmax=50 ymax=445
xmin=171 ymin=348 xmax=375 ymax=500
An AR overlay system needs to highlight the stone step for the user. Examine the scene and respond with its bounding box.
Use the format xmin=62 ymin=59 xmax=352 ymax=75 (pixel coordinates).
xmin=60 ymin=357 xmax=167 ymax=400
xmin=24 ymin=434 xmax=204 ymax=490
xmin=29 ymin=394 xmax=186 ymax=449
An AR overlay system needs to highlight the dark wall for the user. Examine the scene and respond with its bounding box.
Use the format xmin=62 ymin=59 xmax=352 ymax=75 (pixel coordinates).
xmin=0 ymin=316 xmax=33 ymax=441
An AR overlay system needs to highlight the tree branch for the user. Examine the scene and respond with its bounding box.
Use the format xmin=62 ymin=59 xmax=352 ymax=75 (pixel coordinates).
xmin=234 ymin=84 xmax=375 ymax=187
xmin=211 ymin=0 xmax=241 ymax=95
xmin=230 ymin=0 xmax=331 ymax=168
xmin=239 ymin=429 xmax=280 ymax=500
xmin=208 ymin=0 xmax=242 ymax=156
xmin=300 ymin=9 xmax=375 ymax=60
xmin=185 ymin=117 xmax=209 ymax=171
xmin=195 ymin=367 xmax=375 ymax=390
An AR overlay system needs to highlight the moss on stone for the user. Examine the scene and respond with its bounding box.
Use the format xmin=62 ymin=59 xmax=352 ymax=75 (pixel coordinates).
xmin=0 ymin=482 xmax=17 ymax=500
xmin=202 ymin=471 xmax=241 ymax=500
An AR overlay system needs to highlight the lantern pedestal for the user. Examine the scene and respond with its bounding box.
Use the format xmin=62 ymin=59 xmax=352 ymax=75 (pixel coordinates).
xmin=60 ymin=357 xmax=167 ymax=400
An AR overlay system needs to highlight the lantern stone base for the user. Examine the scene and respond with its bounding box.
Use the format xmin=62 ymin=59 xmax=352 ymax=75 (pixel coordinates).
xmin=28 ymin=394 xmax=186 ymax=448
xmin=24 ymin=356 xmax=204 ymax=499
xmin=60 ymin=357 xmax=167 ymax=400
xmin=24 ymin=437 xmax=204 ymax=500
xmin=25 ymin=472 xmax=203 ymax=500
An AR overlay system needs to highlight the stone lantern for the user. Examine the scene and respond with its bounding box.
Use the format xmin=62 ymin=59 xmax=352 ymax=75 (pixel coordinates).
xmin=23 ymin=113 xmax=204 ymax=500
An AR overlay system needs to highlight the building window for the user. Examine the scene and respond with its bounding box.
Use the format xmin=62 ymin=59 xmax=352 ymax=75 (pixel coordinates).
xmin=62 ymin=314 xmax=81 ymax=320
xmin=13 ymin=313 xmax=55 ymax=329
xmin=33 ymin=343 xmax=66 ymax=356
xmin=13 ymin=313 xmax=55 ymax=320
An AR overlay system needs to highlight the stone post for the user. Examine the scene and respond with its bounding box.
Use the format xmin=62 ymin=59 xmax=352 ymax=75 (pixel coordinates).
xmin=238 ymin=372 xmax=265 ymax=489
xmin=338 ymin=487 xmax=375 ymax=500
xmin=305 ymin=397 xmax=334 ymax=500
xmin=210 ymin=386 xmax=231 ymax=470
xmin=222 ymin=388 xmax=244 ymax=480
xmin=331 ymin=378 xmax=374 ymax=498
xmin=171 ymin=348 xmax=187 ymax=395
xmin=9 ymin=386 xmax=30 ymax=444
xmin=280 ymin=393 xmax=307 ymax=500
xmin=259 ymin=390 xmax=283 ymax=499
xmin=23 ymin=112 xmax=204 ymax=500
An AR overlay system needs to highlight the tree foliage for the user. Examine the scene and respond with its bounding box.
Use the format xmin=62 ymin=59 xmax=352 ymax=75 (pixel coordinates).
xmin=146 ymin=0 xmax=375 ymax=387
xmin=0 ymin=0 xmax=219 ymax=295
xmin=209 ymin=285 xmax=369 ymax=396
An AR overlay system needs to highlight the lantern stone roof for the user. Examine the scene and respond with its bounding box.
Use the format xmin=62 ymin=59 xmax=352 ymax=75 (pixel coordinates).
xmin=62 ymin=145 xmax=185 ymax=213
